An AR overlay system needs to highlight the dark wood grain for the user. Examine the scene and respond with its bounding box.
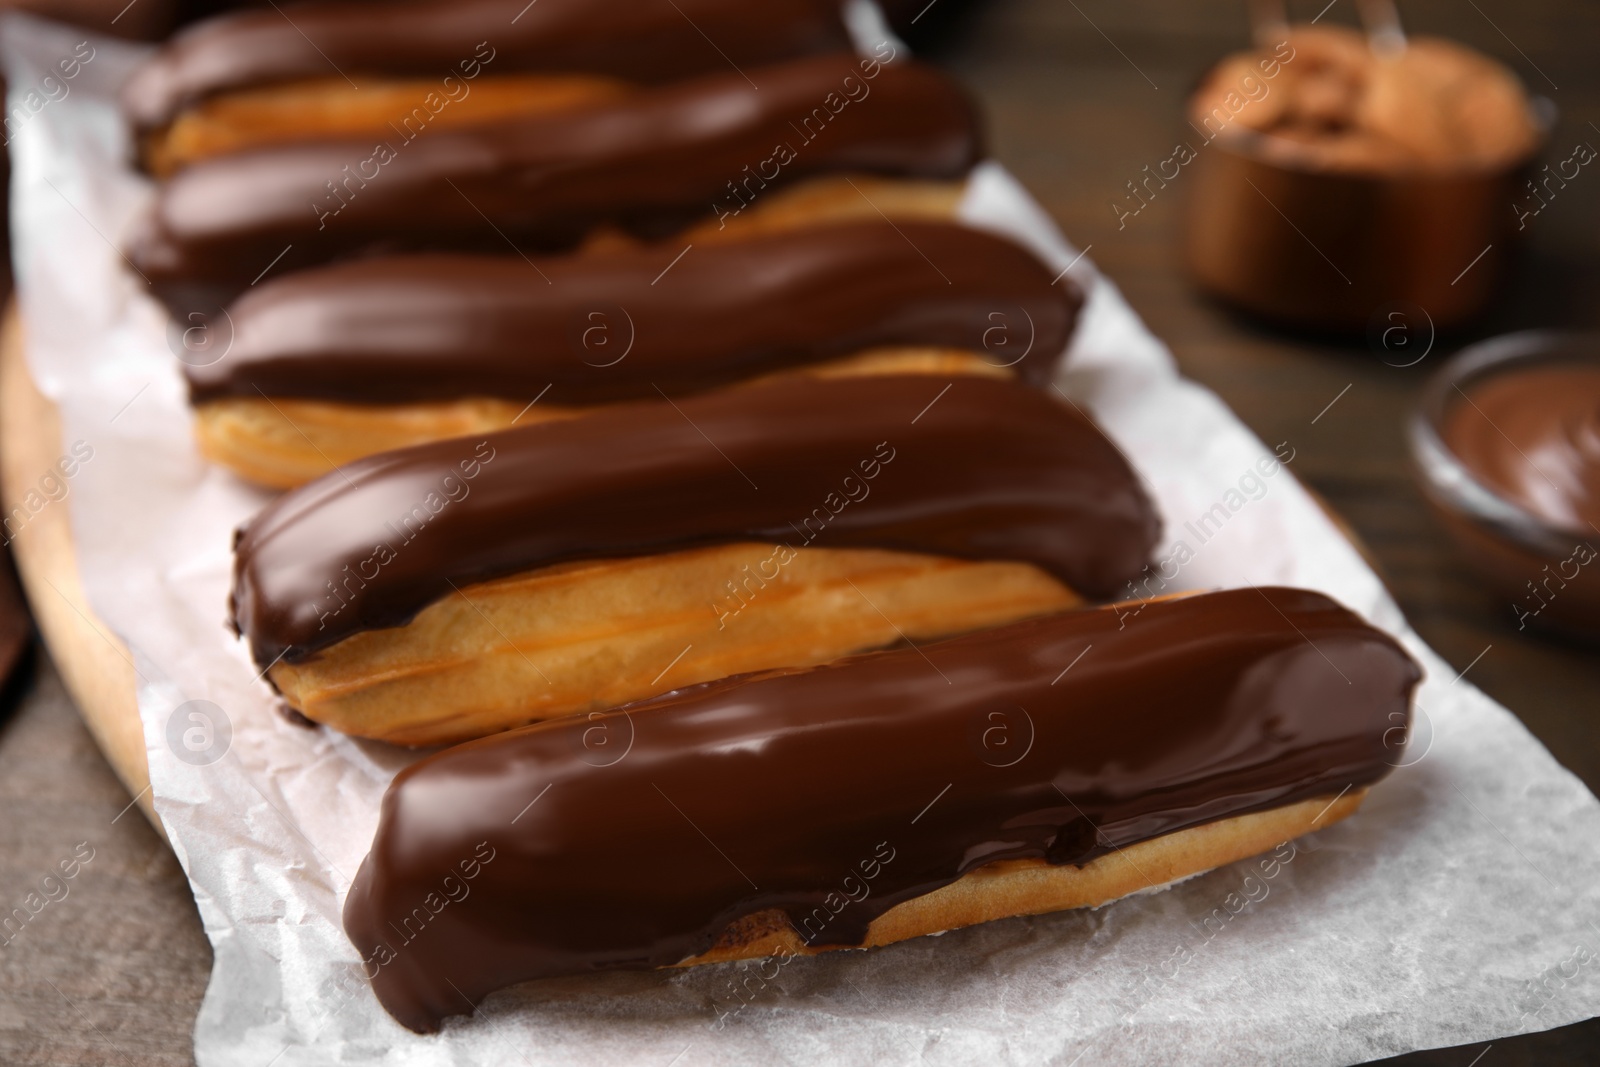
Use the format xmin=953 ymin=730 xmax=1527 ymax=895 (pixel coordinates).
xmin=0 ymin=657 xmax=209 ymax=1067
xmin=0 ymin=1 xmax=1596 ymax=1062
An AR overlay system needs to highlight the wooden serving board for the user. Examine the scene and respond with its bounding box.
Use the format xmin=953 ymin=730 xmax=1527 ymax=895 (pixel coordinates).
xmin=0 ymin=304 xmax=161 ymax=837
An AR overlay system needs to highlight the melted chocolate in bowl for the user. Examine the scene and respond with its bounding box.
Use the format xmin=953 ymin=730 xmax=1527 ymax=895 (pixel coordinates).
xmin=1442 ymin=365 xmax=1600 ymax=535
xmin=342 ymin=587 xmax=1420 ymax=1032
xmin=1411 ymin=333 xmax=1600 ymax=636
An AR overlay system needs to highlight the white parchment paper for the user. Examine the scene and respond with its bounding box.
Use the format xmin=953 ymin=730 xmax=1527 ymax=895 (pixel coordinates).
xmin=5 ymin=12 xmax=1600 ymax=1066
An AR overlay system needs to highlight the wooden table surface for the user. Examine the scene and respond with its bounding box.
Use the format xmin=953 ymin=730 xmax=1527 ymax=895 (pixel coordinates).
xmin=1 ymin=1 xmax=1597 ymax=1062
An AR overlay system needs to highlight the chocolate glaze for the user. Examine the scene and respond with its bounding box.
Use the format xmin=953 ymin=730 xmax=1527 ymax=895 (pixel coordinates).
xmin=342 ymin=586 xmax=1420 ymax=1032
xmin=188 ymin=222 xmax=1078 ymax=406
xmin=230 ymin=374 xmax=1159 ymax=665
xmin=130 ymin=54 xmax=981 ymax=308
xmin=1442 ymin=364 xmax=1600 ymax=534
xmin=123 ymin=0 xmax=851 ymax=131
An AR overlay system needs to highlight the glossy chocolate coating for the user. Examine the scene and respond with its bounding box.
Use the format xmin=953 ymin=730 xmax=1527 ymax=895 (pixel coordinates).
xmin=123 ymin=0 xmax=851 ymax=130
xmin=1441 ymin=363 xmax=1600 ymax=534
xmin=342 ymin=586 xmax=1419 ymax=1032
xmin=230 ymin=374 xmax=1159 ymax=665
xmin=188 ymin=222 xmax=1078 ymax=405
xmin=130 ymin=54 xmax=981 ymax=305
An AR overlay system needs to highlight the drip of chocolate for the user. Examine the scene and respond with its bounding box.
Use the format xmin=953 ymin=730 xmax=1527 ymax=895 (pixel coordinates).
xmin=230 ymin=374 xmax=1160 ymax=665
xmin=130 ymin=53 xmax=981 ymax=307
xmin=342 ymin=586 xmax=1421 ymax=1032
xmin=187 ymin=222 xmax=1079 ymax=405
xmin=123 ymin=0 xmax=852 ymax=130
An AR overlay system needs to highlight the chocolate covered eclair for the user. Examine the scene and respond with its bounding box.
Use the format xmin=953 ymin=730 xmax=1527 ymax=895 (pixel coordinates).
xmin=190 ymin=220 xmax=1082 ymax=487
xmin=343 ymin=586 xmax=1421 ymax=1032
xmin=231 ymin=374 xmax=1159 ymax=744
xmin=126 ymin=0 xmax=852 ymax=172
xmin=130 ymin=52 xmax=980 ymax=313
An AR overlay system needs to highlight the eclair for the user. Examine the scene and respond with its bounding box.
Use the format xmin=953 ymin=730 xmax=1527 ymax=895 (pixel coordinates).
xmin=342 ymin=586 xmax=1422 ymax=1032
xmin=189 ymin=220 xmax=1082 ymax=487
xmin=129 ymin=52 xmax=980 ymax=314
xmin=125 ymin=0 xmax=853 ymax=174
xmin=231 ymin=374 xmax=1160 ymax=745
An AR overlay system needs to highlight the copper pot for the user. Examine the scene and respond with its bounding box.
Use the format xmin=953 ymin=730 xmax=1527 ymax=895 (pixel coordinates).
xmin=1182 ymin=5 xmax=1550 ymax=333
xmin=1183 ymin=132 xmax=1540 ymax=332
